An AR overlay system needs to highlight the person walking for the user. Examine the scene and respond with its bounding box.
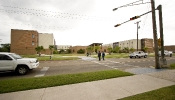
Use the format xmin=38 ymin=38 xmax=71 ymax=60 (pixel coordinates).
xmin=102 ymin=51 xmax=105 ymax=60
xmin=98 ymin=51 xmax=101 ymax=61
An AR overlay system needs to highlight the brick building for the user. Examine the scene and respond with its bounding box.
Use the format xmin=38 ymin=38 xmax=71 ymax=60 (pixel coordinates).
xmin=141 ymin=38 xmax=154 ymax=53
xmin=11 ymin=29 xmax=55 ymax=55
xmin=164 ymin=45 xmax=175 ymax=52
xmin=70 ymin=46 xmax=87 ymax=54
xmin=11 ymin=29 xmax=39 ymax=55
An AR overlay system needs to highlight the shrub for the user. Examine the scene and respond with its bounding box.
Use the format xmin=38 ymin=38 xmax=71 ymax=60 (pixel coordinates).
xmin=77 ymin=49 xmax=85 ymax=54
xmin=53 ymin=50 xmax=58 ymax=54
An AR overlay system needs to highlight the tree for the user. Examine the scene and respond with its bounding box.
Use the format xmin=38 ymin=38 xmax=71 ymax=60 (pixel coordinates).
xmin=107 ymin=46 xmax=113 ymax=55
xmin=0 ymin=43 xmax=10 ymax=52
xmin=66 ymin=49 xmax=71 ymax=54
xmin=59 ymin=49 xmax=64 ymax=54
xmin=113 ymin=46 xmax=121 ymax=53
xmin=77 ymin=49 xmax=85 ymax=54
xmin=86 ymin=46 xmax=93 ymax=53
xmin=95 ymin=46 xmax=100 ymax=53
xmin=35 ymin=46 xmax=44 ymax=56
xmin=49 ymin=45 xmax=55 ymax=55
xmin=129 ymin=47 xmax=135 ymax=53
xmin=123 ymin=47 xmax=129 ymax=53
xmin=143 ymin=47 xmax=148 ymax=53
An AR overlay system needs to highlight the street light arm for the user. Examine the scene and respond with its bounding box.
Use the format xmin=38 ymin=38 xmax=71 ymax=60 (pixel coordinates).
xmin=113 ymin=0 xmax=151 ymax=11
xmin=113 ymin=0 xmax=142 ymax=11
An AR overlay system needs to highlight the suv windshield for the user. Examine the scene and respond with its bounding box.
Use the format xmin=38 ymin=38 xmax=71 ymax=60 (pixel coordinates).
xmin=9 ymin=53 xmax=22 ymax=59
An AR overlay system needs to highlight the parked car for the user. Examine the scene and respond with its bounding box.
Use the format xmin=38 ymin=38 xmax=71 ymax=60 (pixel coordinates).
xmin=129 ymin=51 xmax=148 ymax=58
xmin=159 ymin=50 xmax=173 ymax=57
xmin=0 ymin=52 xmax=39 ymax=75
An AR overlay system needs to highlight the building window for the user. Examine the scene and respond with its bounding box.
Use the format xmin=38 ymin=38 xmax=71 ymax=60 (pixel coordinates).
xmin=32 ymin=34 xmax=35 ymax=38
xmin=32 ymin=41 xmax=35 ymax=45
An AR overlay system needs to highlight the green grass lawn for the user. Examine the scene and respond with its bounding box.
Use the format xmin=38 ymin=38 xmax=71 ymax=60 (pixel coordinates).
xmin=170 ymin=63 xmax=175 ymax=69
xmin=119 ymin=85 xmax=175 ymax=100
xmin=0 ymin=70 xmax=133 ymax=94
xmin=21 ymin=55 xmax=80 ymax=61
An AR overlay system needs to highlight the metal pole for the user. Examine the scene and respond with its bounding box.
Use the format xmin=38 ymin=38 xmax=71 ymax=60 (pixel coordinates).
xmin=135 ymin=21 xmax=141 ymax=51
xmin=150 ymin=0 xmax=160 ymax=69
xmin=157 ymin=5 xmax=167 ymax=66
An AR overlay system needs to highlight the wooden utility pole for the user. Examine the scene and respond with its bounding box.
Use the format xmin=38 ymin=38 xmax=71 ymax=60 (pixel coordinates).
xmin=135 ymin=21 xmax=141 ymax=51
xmin=150 ymin=0 xmax=160 ymax=69
xmin=157 ymin=5 xmax=167 ymax=66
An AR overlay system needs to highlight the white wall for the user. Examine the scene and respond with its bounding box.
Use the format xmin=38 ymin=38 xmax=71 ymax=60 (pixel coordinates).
xmin=39 ymin=33 xmax=54 ymax=49
xmin=57 ymin=45 xmax=72 ymax=50
xmin=119 ymin=39 xmax=141 ymax=50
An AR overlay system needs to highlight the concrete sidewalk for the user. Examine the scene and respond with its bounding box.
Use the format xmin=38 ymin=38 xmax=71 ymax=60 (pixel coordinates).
xmin=0 ymin=70 xmax=175 ymax=100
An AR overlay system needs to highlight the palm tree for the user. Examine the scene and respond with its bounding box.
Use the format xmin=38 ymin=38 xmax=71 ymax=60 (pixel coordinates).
xmin=49 ymin=45 xmax=55 ymax=55
xmin=35 ymin=46 xmax=44 ymax=56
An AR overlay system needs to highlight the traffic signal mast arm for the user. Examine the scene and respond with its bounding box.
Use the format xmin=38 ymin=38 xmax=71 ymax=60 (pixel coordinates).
xmin=114 ymin=10 xmax=153 ymax=27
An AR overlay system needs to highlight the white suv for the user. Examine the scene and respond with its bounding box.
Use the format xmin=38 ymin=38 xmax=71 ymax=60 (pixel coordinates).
xmin=129 ymin=51 xmax=148 ymax=58
xmin=0 ymin=52 xmax=39 ymax=75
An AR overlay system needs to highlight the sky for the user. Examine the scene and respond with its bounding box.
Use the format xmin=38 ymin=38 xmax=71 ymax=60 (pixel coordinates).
xmin=0 ymin=0 xmax=174 ymax=46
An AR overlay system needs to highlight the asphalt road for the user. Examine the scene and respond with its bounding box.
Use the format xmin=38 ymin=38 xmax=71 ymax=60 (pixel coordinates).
xmin=0 ymin=56 xmax=175 ymax=80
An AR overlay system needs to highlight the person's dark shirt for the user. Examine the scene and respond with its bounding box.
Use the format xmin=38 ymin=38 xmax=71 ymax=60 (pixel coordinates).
xmin=98 ymin=52 xmax=101 ymax=57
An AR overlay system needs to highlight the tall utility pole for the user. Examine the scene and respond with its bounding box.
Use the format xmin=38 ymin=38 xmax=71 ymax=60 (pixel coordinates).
xmin=157 ymin=5 xmax=167 ymax=66
xmin=150 ymin=0 xmax=160 ymax=69
xmin=135 ymin=21 xmax=141 ymax=51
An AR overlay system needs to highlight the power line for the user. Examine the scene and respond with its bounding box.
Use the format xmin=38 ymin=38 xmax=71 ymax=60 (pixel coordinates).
xmin=140 ymin=2 xmax=150 ymax=34
xmin=0 ymin=22 xmax=73 ymax=30
xmin=0 ymin=4 xmax=121 ymax=22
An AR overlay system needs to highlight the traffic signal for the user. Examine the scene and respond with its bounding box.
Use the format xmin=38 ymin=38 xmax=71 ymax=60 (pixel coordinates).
xmin=130 ymin=16 xmax=140 ymax=20
xmin=158 ymin=38 xmax=161 ymax=47
xmin=114 ymin=24 xmax=121 ymax=27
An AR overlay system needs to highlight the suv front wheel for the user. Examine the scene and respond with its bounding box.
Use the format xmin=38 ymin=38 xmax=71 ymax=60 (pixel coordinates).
xmin=16 ymin=66 xmax=28 ymax=75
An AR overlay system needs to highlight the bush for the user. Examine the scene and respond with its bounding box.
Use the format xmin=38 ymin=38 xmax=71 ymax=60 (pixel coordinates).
xmin=66 ymin=49 xmax=71 ymax=54
xmin=77 ymin=49 xmax=85 ymax=54
xmin=53 ymin=50 xmax=58 ymax=54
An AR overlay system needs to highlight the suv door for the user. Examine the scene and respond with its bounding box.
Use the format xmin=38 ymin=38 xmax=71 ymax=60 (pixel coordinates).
xmin=0 ymin=54 xmax=14 ymax=71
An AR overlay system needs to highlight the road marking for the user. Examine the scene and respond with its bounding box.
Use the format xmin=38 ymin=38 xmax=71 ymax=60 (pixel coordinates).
xmin=108 ymin=61 xmax=120 ymax=63
xmin=34 ymin=67 xmax=49 ymax=77
xmin=150 ymin=66 xmax=154 ymax=68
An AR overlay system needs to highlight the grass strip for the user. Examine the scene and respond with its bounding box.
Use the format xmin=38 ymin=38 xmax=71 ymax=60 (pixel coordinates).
xmin=0 ymin=70 xmax=133 ymax=94
xmin=170 ymin=63 xmax=175 ymax=69
xmin=21 ymin=55 xmax=80 ymax=61
xmin=36 ymin=57 xmax=80 ymax=61
xmin=119 ymin=85 xmax=175 ymax=100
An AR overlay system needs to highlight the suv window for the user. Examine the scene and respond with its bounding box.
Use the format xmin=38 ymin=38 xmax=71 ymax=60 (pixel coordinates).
xmin=0 ymin=54 xmax=13 ymax=60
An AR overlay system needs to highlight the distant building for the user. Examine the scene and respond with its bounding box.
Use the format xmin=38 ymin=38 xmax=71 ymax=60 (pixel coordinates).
xmin=38 ymin=33 xmax=56 ymax=54
xmin=164 ymin=45 xmax=175 ymax=53
xmin=57 ymin=45 xmax=72 ymax=51
xmin=113 ymin=42 xmax=119 ymax=48
xmin=39 ymin=33 xmax=55 ymax=49
xmin=141 ymin=38 xmax=154 ymax=53
xmin=119 ymin=39 xmax=141 ymax=50
xmin=11 ymin=29 xmax=39 ymax=55
xmin=103 ymin=43 xmax=113 ymax=48
xmin=70 ymin=46 xmax=87 ymax=53
xmin=113 ymin=38 xmax=154 ymax=52
xmin=11 ymin=29 xmax=55 ymax=55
